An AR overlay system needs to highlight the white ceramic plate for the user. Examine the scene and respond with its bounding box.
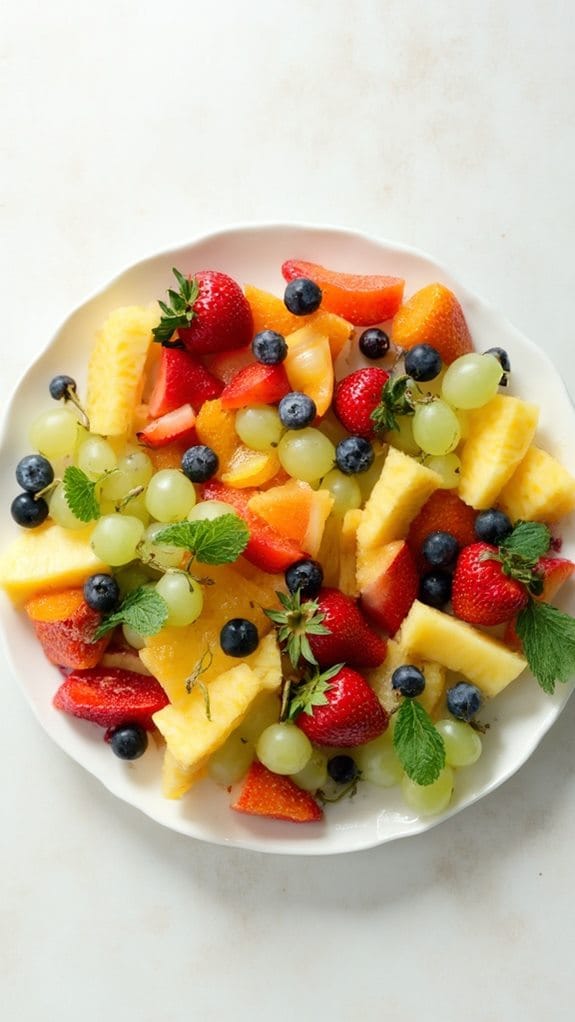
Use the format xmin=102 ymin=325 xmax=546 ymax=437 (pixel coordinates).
xmin=1 ymin=223 xmax=574 ymax=855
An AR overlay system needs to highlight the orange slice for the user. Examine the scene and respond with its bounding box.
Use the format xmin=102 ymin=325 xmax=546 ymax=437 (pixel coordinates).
xmin=248 ymin=479 xmax=333 ymax=557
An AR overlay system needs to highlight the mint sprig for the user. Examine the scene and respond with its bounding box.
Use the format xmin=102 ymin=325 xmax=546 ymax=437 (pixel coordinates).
xmin=63 ymin=466 xmax=100 ymax=523
xmin=499 ymin=520 xmax=551 ymax=564
xmin=93 ymin=586 xmax=169 ymax=640
xmin=393 ymin=699 xmax=445 ymax=785
xmin=516 ymin=599 xmax=575 ymax=694
xmin=153 ymin=268 xmax=200 ymax=346
xmin=154 ymin=514 xmax=249 ymax=565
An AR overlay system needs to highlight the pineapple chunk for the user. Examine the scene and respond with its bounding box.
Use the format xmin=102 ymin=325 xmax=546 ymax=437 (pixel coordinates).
xmin=499 ymin=445 xmax=575 ymax=523
xmin=458 ymin=395 xmax=538 ymax=509
xmin=399 ymin=601 xmax=526 ymax=697
xmin=357 ymin=447 xmax=441 ymax=553
xmin=162 ymin=749 xmax=204 ymax=800
xmin=339 ymin=509 xmax=362 ymax=597
xmin=87 ymin=304 xmax=159 ymax=436
xmin=0 ymin=524 xmax=107 ymax=603
xmin=367 ymin=638 xmax=445 ymax=716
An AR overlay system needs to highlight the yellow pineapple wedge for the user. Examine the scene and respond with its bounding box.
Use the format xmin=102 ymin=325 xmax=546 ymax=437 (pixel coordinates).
xmin=356 ymin=447 xmax=441 ymax=555
xmin=499 ymin=445 xmax=575 ymax=523
xmin=87 ymin=304 xmax=159 ymax=436
xmin=366 ymin=637 xmax=445 ymax=717
xmin=457 ymin=395 xmax=538 ymax=509
xmin=0 ymin=524 xmax=107 ymax=603
xmin=162 ymin=749 xmax=205 ymax=800
xmin=399 ymin=601 xmax=526 ymax=696
xmin=339 ymin=508 xmax=362 ymax=597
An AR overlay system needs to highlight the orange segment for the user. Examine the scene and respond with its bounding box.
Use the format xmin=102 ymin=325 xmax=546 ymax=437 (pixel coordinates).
xmin=392 ymin=283 xmax=474 ymax=365
xmin=284 ymin=325 xmax=334 ymax=417
xmin=25 ymin=588 xmax=85 ymax=623
xmin=147 ymin=441 xmax=190 ymax=472
xmin=244 ymin=285 xmax=353 ymax=360
xmin=195 ymin=398 xmax=239 ymax=477
xmin=221 ymin=446 xmax=280 ymax=488
xmin=248 ymin=479 xmax=333 ymax=557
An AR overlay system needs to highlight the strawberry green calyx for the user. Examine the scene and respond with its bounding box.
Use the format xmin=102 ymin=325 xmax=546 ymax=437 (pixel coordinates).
xmin=153 ymin=269 xmax=200 ymax=346
xmin=264 ymin=590 xmax=330 ymax=668
xmin=486 ymin=520 xmax=552 ymax=594
xmin=370 ymin=375 xmax=414 ymax=433
xmin=288 ymin=663 xmax=345 ymax=718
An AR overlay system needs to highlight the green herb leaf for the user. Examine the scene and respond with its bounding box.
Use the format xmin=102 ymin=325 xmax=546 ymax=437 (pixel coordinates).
xmin=154 ymin=514 xmax=249 ymax=565
xmin=500 ymin=521 xmax=551 ymax=563
xmin=152 ymin=268 xmax=200 ymax=345
xmin=63 ymin=466 xmax=100 ymax=523
xmin=516 ymin=598 xmax=575 ymax=694
xmin=393 ymin=698 xmax=445 ymax=785
xmin=370 ymin=375 xmax=415 ymax=433
xmin=93 ymin=586 xmax=169 ymax=640
xmin=288 ymin=663 xmax=344 ymax=719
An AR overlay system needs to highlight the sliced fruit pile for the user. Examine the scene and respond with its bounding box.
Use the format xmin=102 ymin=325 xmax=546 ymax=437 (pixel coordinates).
xmin=2 ymin=256 xmax=575 ymax=827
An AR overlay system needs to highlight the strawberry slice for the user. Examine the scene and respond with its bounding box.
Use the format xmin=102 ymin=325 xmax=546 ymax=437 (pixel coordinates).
xmin=137 ymin=404 xmax=197 ymax=449
xmin=202 ymin=480 xmax=307 ymax=573
xmin=281 ymin=258 xmax=405 ymax=326
xmin=26 ymin=589 xmax=110 ymax=670
xmin=220 ymin=363 xmax=290 ymax=410
xmin=231 ymin=761 xmax=323 ymax=822
xmin=53 ymin=667 xmax=169 ymax=730
xmin=148 ymin=347 xmax=222 ymax=418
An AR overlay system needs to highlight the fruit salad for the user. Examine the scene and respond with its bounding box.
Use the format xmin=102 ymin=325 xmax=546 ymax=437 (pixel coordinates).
xmin=2 ymin=256 xmax=575 ymax=827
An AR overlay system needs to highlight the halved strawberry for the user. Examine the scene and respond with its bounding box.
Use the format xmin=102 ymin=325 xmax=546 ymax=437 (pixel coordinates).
xmin=26 ymin=589 xmax=110 ymax=669
xmin=281 ymin=258 xmax=405 ymax=325
xmin=407 ymin=490 xmax=477 ymax=569
xmin=53 ymin=667 xmax=169 ymax=730
xmin=220 ymin=363 xmax=290 ymax=410
xmin=137 ymin=404 xmax=197 ymax=449
xmin=231 ymin=761 xmax=323 ymax=823
xmin=148 ymin=347 xmax=222 ymax=418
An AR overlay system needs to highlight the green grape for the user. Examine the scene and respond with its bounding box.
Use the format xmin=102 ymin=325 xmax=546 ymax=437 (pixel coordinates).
xmin=316 ymin=411 xmax=348 ymax=447
xmin=119 ymin=489 xmax=150 ymax=525
xmin=412 ymin=400 xmax=461 ymax=456
xmin=30 ymin=408 xmax=79 ymax=460
xmin=238 ymin=691 xmax=281 ymax=743
xmin=155 ymin=570 xmax=203 ymax=626
xmin=417 ymin=368 xmax=446 ymax=398
xmin=321 ymin=468 xmax=362 ymax=516
xmin=77 ymin=436 xmax=117 ymax=480
xmin=99 ymin=449 xmax=153 ymax=501
xmin=278 ymin=429 xmax=335 ymax=483
xmin=441 ymin=353 xmax=502 ymax=410
xmin=91 ymin=514 xmax=145 ymax=565
xmin=435 ymin=719 xmax=482 ymax=767
xmin=384 ymin=415 xmax=421 ymax=457
xmin=357 ymin=453 xmax=385 ymax=500
xmin=115 ymin=563 xmax=155 ymax=597
xmin=49 ymin=483 xmax=86 ymax=529
xmin=291 ymin=750 xmax=328 ymax=792
xmin=235 ymin=405 xmax=284 ymax=452
xmin=145 ymin=469 xmax=196 ymax=522
xmin=353 ymin=734 xmax=403 ymax=787
xmin=208 ymin=733 xmax=255 ymax=786
xmin=425 ymin=452 xmax=462 ymax=489
xmin=401 ymin=766 xmax=454 ymax=816
xmin=188 ymin=500 xmax=237 ymax=523
xmin=122 ymin=623 xmax=146 ymax=650
xmin=140 ymin=522 xmax=184 ymax=569
xmin=256 ymin=723 xmax=313 ymax=775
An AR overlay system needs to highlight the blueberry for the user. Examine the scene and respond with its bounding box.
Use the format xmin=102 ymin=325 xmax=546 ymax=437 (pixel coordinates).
xmin=278 ymin=391 xmax=316 ymax=429
xmin=359 ymin=328 xmax=390 ymax=360
xmin=109 ymin=724 xmax=148 ymax=760
xmin=447 ymin=682 xmax=482 ymax=721
xmin=335 ymin=436 xmax=375 ymax=475
xmin=252 ymin=329 xmax=288 ymax=365
xmin=10 ymin=492 xmax=49 ymax=528
xmin=419 ymin=571 xmax=452 ymax=608
xmin=15 ymin=454 xmax=54 ymax=494
xmin=284 ymin=278 xmax=322 ymax=316
xmin=484 ymin=347 xmax=511 ymax=387
xmin=422 ymin=531 xmax=459 ymax=570
xmin=404 ymin=344 xmax=442 ymax=382
xmin=181 ymin=445 xmax=219 ymax=483
xmin=391 ymin=664 xmax=426 ymax=698
xmin=220 ymin=618 xmax=259 ymax=657
xmin=49 ymin=374 xmax=77 ymax=401
xmin=285 ymin=559 xmax=324 ymax=600
xmin=474 ymin=509 xmax=513 ymax=545
xmin=84 ymin=573 xmax=121 ymax=613
xmin=327 ymin=755 xmax=358 ymax=784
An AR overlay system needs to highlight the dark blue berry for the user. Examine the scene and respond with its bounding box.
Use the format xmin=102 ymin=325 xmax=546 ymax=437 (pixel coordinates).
xmin=278 ymin=391 xmax=316 ymax=429
xmin=474 ymin=509 xmax=513 ymax=545
xmin=284 ymin=278 xmax=322 ymax=316
xmin=252 ymin=330 xmax=288 ymax=365
xmin=359 ymin=328 xmax=390 ymax=360
xmin=447 ymin=682 xmax=482 ymax=721
xmin=109 ymin=724 xmax=148 ymax=760
xmin=335 ymin=436 xmax=375 ymax=475
xmin=15 ymin=454 xmax=54 ymax=494
xmin=49 ymin=374 xmax=77 ymax=401
xmin=391 ymin=664 xmax=426 ymax=698
xmin=404 ymin=344 xmax=442 ymax=382
xmin=422 ymin=531 xmax=459 ymax=570
xmin=327 ymin=755 xmax=358 ymax=784
xmin=484 ymin=347 xmax=511 ymax=387
xmin=220 ymin=618 xmax=259 ymax=657
xmin=419 ymin=571 xmax=452 ymax=608
xmin=11 ymin=492 xmax=49 ymax=528
xmin=181 ymin=445 xmax=219 ymax=483
xmin=285 ymin=559 xmax=324 ymax=600
xmin=84 ymin=573 xmax=121 ymax=613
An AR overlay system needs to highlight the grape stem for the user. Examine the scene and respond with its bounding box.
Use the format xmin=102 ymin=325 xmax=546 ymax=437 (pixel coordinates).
xmin=65 ymin=387 xmax=90 ymax=430
xmin=115 ymin=485 xmax=145 ymax=512
xmin=33 ymin=478 xmax=61 ymax=501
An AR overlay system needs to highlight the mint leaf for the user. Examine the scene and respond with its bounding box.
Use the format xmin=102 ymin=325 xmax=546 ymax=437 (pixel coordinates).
xmin=93 ymin=586 xmax=168 ymax=640
xmin=155 ymin=514 xmax=249 ymax=565
xmin=153 ymin=269 xmax=200 ymax=345
xmin=516 ymin=599 xmax=575 ymax=694
xmin=500 ymin=521 xmax=551 ymax=563
xmin=393 ymin=699 xmax=445 ymax=785
xmin=63 ymin=466 xmax=100 ymax=523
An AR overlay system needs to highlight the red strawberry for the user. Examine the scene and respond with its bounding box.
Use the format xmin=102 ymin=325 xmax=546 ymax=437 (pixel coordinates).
xmin=281 ymin=258 xmax=405 ymax=325
xmin=292 ymin=665 xmax=389 ymax=747
xmin=148 ymin=347 xmax=223 ymax=418
xmin=220 ymin=363 xmax=290 ymax=410
xmin=452 ymin=543 xmax=529 ymax=626
xmin=231 ymin=761 xmax=323 ymax=823
xmin=203 ymin=345 xmax=255 ymax=385
xmin=26 ymin=589 xmax=110 ymax=670
xmin=137 ymin=404 xmax=197 ymax=449
xmin=154 ymin=268 xmax=253 ymax=355
xmin=407 ymin=490 xmax=477 ymax=570
xmin=333 ymin=368 xmax=389 ymax=438
xmin=53 ymin=667 xmax=169 ymax=730
xmin=359 ymin=540 xmax=418 ymax=635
